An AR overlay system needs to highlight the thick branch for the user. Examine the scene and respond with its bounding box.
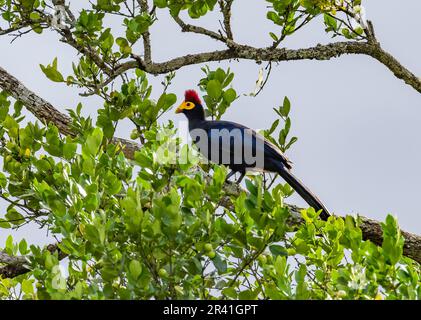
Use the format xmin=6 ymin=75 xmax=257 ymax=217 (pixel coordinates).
xmin=120 ymin=41 xmax=421 ymax=94
xmin=218 ymin=181 xmax=421 ymax=264
xmin=0 ymin=243 xmax=66 ymax=279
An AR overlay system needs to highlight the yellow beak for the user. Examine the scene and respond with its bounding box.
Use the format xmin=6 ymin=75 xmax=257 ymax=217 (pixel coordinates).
xmin=175 ymin=101 xmax=186 ymax=114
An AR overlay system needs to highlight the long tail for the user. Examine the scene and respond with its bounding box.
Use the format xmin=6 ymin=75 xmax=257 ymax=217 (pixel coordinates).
xmin=276 ymin=167 xmax=330 ymax=221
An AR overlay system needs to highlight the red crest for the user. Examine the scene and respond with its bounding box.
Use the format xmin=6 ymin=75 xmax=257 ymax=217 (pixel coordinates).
xmin=184 ymin=90 xmax=202 ymax=105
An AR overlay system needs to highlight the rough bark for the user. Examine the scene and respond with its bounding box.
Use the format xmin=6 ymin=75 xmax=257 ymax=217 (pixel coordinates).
xmin=113 ymin=41 xmax=421 ymax=95
xmin=0 ymin=244 xmax=65 ymax=279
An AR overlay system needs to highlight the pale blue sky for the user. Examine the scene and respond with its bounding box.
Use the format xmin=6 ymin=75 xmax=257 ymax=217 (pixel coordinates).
xmin=1 ymin=0 xmax=421 ymax=247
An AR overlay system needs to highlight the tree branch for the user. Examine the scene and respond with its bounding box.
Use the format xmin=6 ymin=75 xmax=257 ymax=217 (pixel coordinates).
xmin=32 ymin=9 xmax=114 ymax=76
xmin=138 ymin=0 xmax=152 ymax=63
xmin=172 ymin=15 xmax=226 ymax=42
xmin=215 ymin=180 xmax=421 ymax=264
xmin=26 ymin=6 xmax=421 ymax=95
xmin=219 ymin=0 xmax=234 ymax=40
xmin=0 ymin=23 xmax=30 ymax=36
xmin=59 ymin=29 xmax=114 ymax=76
xmin=0 ymin=66 xmax=140 ymax=159
xmin=0 ymin=243 xmax=66 ymax=279
xmin=110 ymin=41 xmax=421 ymax=94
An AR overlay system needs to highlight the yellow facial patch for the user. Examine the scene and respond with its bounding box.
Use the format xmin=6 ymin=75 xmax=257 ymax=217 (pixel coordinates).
xmin=175 ymin=101 xmax=195 ymax=113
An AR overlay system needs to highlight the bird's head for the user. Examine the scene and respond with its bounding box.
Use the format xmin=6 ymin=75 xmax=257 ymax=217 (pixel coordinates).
xmin=175 ymin=90 xmax=205 ymax=121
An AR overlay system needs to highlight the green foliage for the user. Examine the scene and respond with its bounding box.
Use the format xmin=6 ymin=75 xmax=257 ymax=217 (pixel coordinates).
xmin=154 ymin=0 xmax=217 ymax=18
xmin=124 ymin=14 xmax=154 ymax=44
xmin=199 ymin=66 xmax=237 ymax=120
xmin=262 ymin=96 xmax=297 ymax=153
xmin=1 ymin=79 xmax=419 ymax=299
xmin=40 ymin=58 xmax=64 ymax=83
xmin=266 ymin=0 xmax=368 ymax=44
xmin=0 ymin=1 xmax=419 ymax=301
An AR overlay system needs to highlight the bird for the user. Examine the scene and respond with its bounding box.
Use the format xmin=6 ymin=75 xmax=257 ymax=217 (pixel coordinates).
xmin=176 ymin=89 xmax=330 ymax=220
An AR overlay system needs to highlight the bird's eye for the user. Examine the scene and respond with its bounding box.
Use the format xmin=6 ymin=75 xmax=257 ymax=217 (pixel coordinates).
xmin=185 ymin=102 xmax=194 ymax=109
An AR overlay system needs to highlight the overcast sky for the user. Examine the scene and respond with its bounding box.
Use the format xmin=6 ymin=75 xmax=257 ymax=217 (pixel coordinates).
xmin=1 ymin=0 xmax=421 ymax=247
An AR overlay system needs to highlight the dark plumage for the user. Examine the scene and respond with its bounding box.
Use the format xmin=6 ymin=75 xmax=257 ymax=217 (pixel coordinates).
xmin=176 ymin=90 xmax=330 ymax=220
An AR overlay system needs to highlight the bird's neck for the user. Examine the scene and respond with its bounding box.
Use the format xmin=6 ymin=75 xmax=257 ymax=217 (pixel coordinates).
xmin=188 ymin=118 xmax=207 ymax=132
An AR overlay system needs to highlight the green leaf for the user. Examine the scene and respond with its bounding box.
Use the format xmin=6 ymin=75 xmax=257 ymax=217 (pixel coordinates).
xmin=19 ymin=239 xmax=28 ymax=255
xmin=212 ymin=254 xmax=227 ymax=274
xmin=222 ymin=287 xmax=237 ymax=299
xmin=267 ymin=119 xmax=279 ymax=135
xmin=267 ymin=11 xmax=282 ymax=26
xmin=157 ymin=92 xmax=176 ymax=112
xmin=29 ymin=12 xmax=40 ymax=21
xmin=269 ymin=244 xmax=288 ymax=257
xmin=0 ymin=219 xmax=11 ymax=229
xmin=165 ymin=93 xmax=177 ymax=109
xmin=40 ymin=58 xmax=64 ymax=82
xmin=5 ymin=208 xmax=24 ymax=225
xmin=285 ymin=136 xmax=298 ymax=150
xmin=223 ymin=88 xmax=237 ymax=104
xmin=116 ymin=37 xmax=132 ymax=55
xmin=282 ymin=96 xmax=291 ymax=117
xmin=21 ymin=279 xmax=34 ymax=295
xmin=21 ymin=0 xmax=35 ymax=10
xmin=239 ymin=289 xmax=257 ymax=300
xmin=129 ymin=260 xmax=142 ymax=279
xmin=0 ymin=172 xmax=7 ymax=188
xmin=206 ymin=80 xmax=222 ymax=100
xmin=154 ymin=0 xmax=167 ymax=8
xmin=269 ymin=32 xmax=279 ymax=42
xmin=83 ymin=128 xmax=103 ymax=157
xmin=5 ymin=235 xmax=13 ymax=254
xmin=84 ymin=224 xmax=101 ymax=244
xmin=324 ymin=13 xmax=337 ymax=30
xmin=381 ymin=214 xmax=404 ymax=265
xmin=99 ymin=28 xmax=114 ymax=50
xmin=245 ymin=179 xmax=258 ymax=196
xmin=63 ymin=142 xmax=77 ymax=160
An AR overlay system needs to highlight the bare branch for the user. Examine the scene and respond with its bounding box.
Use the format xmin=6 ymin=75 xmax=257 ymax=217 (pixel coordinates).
xmin=218 ymin=0 xmax=234 ymax=40
xmin=215 ymin=179 xmax=421 ymax=264
xmin=138 ymin=0 xmax=152 ymax=63
xmin=59 ymin=29 xmax=114 ymax=76
xmin=172 ymin=15 xmax=226 ymax=42
xmin=0 ymin=23 xmax=30 ymax=36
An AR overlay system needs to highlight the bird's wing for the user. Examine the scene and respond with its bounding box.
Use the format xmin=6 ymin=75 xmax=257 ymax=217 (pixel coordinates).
xmin=201 ymin=121 xmax=293 ymax=170
xmin=198 ymin=121 xmax=243 ymax=166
